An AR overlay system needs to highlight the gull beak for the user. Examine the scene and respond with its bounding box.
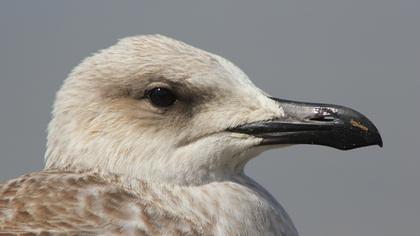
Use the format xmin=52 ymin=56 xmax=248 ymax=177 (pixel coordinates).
xmin=229 ymin=97 xmax=383 ymax=150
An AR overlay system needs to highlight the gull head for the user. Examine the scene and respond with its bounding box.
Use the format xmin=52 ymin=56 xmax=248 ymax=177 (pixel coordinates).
xmin=45 ymin=35 xmax=382 ymax=185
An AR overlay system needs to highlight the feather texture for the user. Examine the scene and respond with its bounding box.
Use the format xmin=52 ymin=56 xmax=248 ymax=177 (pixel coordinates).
xmin=0 ymin=170 xmax=297 ymax=235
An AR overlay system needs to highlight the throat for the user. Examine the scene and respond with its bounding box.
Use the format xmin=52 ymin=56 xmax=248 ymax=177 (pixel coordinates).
xmin=44 ymin=139 xmax=264 ymax=187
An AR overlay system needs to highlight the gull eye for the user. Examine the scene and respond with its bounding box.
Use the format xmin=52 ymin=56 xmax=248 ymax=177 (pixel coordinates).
xmin=147 ymin=87 xmax=177 ymax=107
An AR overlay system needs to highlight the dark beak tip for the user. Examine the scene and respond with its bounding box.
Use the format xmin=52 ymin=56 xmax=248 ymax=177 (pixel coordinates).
xmin=350 ymin=111 xmax=383 ymax=149
xmin=368 ymin=121 xmax=383 ymax=148
xmin=376 ymin=133 xmax=383 ymax=148
xmin=363 ymin=128 xmax=383 ymax=149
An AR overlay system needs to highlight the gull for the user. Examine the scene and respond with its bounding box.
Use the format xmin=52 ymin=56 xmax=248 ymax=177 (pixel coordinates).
xmin=0 ymin=35 xmax=382 ymax=235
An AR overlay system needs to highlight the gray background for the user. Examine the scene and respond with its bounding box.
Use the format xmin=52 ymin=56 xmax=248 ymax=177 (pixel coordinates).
xmin=0 ymin=1 xmax=419 ymax=235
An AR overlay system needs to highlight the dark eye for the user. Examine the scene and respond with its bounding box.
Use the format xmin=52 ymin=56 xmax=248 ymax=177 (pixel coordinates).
xmin=147 ymin=87 xmax=177 ymax=107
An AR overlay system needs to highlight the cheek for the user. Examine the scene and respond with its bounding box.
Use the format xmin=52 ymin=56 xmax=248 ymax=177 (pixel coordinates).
xmin=171 ymin=133 xmax=259 ymax=168
xmin=172 ymin=133 xmax=260 ymax=162
xmin=106 ymin=98 xmax=175 ymax=127
xmin=187 ymin=104 xmax=270 ymax=136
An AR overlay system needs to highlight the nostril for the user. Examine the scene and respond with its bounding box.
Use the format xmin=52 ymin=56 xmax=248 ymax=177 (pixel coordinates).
xmin=309 ymin=115 xmax=335 ymax=122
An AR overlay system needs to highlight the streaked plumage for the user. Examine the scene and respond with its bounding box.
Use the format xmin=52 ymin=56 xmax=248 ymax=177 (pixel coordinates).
xmin=0 ymin=170 xmax=297 ymax=235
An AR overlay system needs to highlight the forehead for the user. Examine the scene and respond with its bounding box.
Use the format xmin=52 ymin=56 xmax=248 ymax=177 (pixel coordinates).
xmin=117 ymin=35 xmax=215 ymax=69
xmin=114 ymin=35 xmax=251 ymax=84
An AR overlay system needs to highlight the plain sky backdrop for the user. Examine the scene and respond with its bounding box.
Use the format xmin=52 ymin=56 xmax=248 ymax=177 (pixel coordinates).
xmin=0 ymin=1 xmax=419 ymax=235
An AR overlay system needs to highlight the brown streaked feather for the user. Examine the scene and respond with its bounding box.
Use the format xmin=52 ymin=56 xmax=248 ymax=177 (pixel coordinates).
xmin=0 ymin=170 xmax=205 ymax=236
